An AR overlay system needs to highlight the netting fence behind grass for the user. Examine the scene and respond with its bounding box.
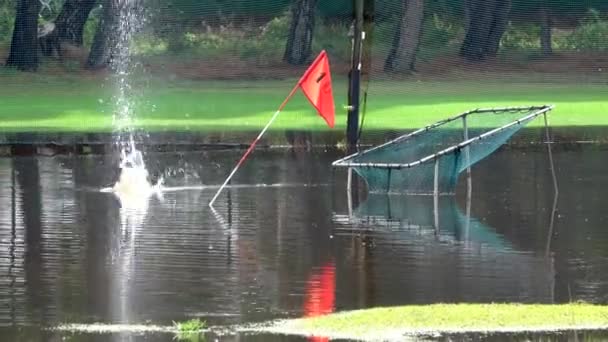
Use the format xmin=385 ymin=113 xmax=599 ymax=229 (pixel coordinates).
xmin=0 ymin=0 xmax=606 ymax=146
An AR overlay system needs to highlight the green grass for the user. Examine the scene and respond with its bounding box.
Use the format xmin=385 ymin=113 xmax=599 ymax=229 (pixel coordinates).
xmin=270 ymin=303 xmax=608 ymax=340
xmin=173 ymin=318 xmax=206 ymax=341
xmin=173 ymin=318 xmax=206 ymax=332
xmin=0 ymin=74 xmax=606 ymax=133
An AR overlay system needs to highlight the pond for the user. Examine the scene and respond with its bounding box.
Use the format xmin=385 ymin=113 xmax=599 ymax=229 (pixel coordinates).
xmin=0 ymin=145 xmax=607 ymax=341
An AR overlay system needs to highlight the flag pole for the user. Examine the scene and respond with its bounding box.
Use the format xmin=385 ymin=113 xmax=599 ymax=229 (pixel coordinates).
xmin=208 ymin=84 xmax=300 ymax=207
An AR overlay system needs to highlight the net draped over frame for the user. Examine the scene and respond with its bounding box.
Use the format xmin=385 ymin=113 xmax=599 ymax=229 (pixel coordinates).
xmin=335 ymin=106 xmax=553 ymax=194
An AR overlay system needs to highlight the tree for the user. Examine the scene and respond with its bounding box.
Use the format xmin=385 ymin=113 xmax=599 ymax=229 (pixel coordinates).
xmin=86 ymin=0 xmax=142 ymax=69
xmin=46 ymin=0 xmax=98 ymax=47
xmin=539 ymin=0 xmax=552 ymax=56
xmin=86 ymin=0 xmax=119 ymax=69
xmin=384 ymin=0 xmax=425 ymax=72
xmin=5 ymin=0 xmax=41 ymax=71
xmin=462 ymin=0 xmax=477 ymax=32
xmin=484 ymin=0 xmax=511 ymax=56
xmin=284 ymin=0 xmax=317 ymax=65
xmin=459 ymin=0 xmax=512 ymax=61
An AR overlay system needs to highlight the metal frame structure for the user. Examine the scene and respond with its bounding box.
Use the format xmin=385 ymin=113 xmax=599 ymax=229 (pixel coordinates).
xmin=334 ymin=105 xmax=560 ymax=299
xmin=333 ymin=105 xmax=556 ymax=197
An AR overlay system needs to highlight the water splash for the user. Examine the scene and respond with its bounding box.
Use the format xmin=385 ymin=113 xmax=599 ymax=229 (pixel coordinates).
xmin=108 ymin=3 xmax=155 ymax=328
xmin=111 ymin=0 xmax=145 ymax=133
xmin=106 ymin=0 xmax=159 ymax=202
xmin=113 ymin=138 xmax=163 ymax=200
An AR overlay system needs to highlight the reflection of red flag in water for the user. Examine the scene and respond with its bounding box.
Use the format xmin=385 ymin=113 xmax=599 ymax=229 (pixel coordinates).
xmin=298 ymin=50 xmax=335 ymax=128
xmin=304 ymin=261 xmax=335 ymax=342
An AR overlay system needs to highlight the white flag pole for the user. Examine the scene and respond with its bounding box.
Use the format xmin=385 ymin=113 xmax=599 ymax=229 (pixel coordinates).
xmin=209 ymin=51 xmax=330 ymax=208
xmin=208 ymin=86 xmax=300 ymax=207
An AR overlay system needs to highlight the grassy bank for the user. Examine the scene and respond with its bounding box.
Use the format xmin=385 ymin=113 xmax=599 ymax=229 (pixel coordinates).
xmin=263 ymin=303 xmax=608 ymax=341
xmin=0 ymin=73 xmax=606 ymax=133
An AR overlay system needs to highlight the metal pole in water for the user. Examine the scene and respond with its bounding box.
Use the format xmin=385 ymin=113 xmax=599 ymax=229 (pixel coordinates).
xmin=544 ymin=111 xmax=559 ymax=262
xmin=463 ymin=115 xmax=472 ymax=195
xmin=544 ymin=112 xmax=559 ymax=197
xmin=463 ymin=115 xmax=472 ymax=240
xmin=433 ymin=158 xmax=439 ymax=232
xmin=347 ymin=0 xmax=364 ymax=150
xmin=347 ymin=168 xmax=353 ymax=217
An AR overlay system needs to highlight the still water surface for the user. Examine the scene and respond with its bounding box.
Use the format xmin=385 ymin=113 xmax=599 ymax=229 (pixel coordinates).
xmin=0 ymin=146 xmax=607 ymax=341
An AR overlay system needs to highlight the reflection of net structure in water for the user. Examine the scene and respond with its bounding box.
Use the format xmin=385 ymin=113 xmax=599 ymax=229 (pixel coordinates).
xmin=333 ymin=193 xmax=508 ymax=249
xmin=334 ymin=105 xmax=553 ymax=194
xmin=332 ymin=193 xmax=558 ymax=304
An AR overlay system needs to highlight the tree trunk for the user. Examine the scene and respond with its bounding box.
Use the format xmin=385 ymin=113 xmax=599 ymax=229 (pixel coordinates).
xmin=40 ymin=0 xmax=98 ymax=59
xmin=483 ymin=0 xmax=511 ymax=57
xmin=283 ymin=0 xmax=317 ymax=65
xmin=463 ymin=0 xmax=473 ymax=32
xmin=54 ymin=0 xmax=98 ymax=45
xmin=5 ymin=0 xmax=41 ymax=71
xmin=86 ymin=0 xmax=119 ymax=69
xmin=384 ymin=0 xmax=425 ymax=73
xmin=459 ymin=0 xmax=512 ymax=61
xmin=540 ymin=2 xmax=552 ymax=56
xmin=459 ymin=0 xmax=497 ymax=61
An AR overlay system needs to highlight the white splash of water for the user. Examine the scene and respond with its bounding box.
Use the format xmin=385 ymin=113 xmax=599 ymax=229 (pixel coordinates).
xmin=112 ymin=138 xmax=163 ymax=203
xmin=107 ymin=0 xmax=159 ymax=202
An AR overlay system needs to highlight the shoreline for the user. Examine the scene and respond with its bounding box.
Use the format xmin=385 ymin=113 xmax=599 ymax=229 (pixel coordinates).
xmin=251 ymin=303 xmax=608 ymax=341
xmin=0 ymin=126 xmax=607 ymax=156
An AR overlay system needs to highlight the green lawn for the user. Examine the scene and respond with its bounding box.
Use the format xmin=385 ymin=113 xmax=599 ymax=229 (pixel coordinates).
xmin=0 ymin=73 xmax=606 ymax=133
xmin=264 ymin=303 xmax=608 ymax=340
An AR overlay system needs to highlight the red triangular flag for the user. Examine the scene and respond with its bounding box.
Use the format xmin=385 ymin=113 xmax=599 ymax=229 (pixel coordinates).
xmin=298 ymin=50 xmax=335 ymax=128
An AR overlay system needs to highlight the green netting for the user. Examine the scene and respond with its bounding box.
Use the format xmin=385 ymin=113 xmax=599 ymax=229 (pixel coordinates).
xmin=333 ymin=105 xmax=553 ymax=194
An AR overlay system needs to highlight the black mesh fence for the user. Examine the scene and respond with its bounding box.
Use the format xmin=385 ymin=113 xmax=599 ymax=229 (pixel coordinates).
xmin=0 ymin=0 xmax=606 ymax=150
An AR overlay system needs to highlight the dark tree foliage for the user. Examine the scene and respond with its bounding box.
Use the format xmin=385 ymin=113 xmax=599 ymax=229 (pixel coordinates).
xmin=4 ymin=0 xmax=608 ymax=72
xmin=511 ymin=0 xmax=608 ymax=18
xmin=160 ymin=0 xmax=291 ymax=24
xmin=6 ymin=0 xmax=41 ymax=71
xmin=181 ymin=0 xmax=608 ymax=20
